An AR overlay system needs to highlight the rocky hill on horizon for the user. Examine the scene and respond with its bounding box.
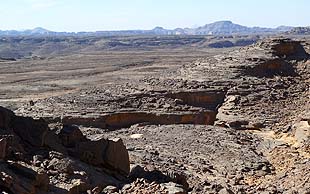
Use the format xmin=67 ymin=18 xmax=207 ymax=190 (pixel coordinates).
xmin=0 ymin=21 xmax=295 ymax=36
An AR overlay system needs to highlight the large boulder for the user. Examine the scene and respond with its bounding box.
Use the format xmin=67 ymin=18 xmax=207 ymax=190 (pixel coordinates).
xmin=104 ymin=138 xmax=130 ymax=175
xmin=77 ymin=137 xmax=130 ymax=176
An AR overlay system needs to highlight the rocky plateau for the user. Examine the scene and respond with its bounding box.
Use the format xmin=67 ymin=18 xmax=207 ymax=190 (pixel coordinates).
xmin=0 ymin=37 xmax=309 ymax=193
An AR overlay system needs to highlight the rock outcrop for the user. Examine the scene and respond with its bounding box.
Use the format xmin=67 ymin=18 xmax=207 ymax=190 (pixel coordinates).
xmin=0 ymin=161 xmax=49 ymax=194
xmin=0 ymin=106 xmax=130 ymax=194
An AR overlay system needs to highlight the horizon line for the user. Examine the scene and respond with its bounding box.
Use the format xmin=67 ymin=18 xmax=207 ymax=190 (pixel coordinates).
xmin=0 ymin=20 xmax=306 ymax=33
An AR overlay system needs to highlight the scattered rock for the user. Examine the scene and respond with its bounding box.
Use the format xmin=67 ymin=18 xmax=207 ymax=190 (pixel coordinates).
xmin=102 ymin=185 xmax=118 ymax=193
xmin=129 ymin=164 xmax=145 ymax=178
xmin=47 ymin=157 xmax=74 ymax=174
xmin=160 ymin=182 xmax=187 ymax=194
xmin=166 ymin=170 xmax=189 ymax=189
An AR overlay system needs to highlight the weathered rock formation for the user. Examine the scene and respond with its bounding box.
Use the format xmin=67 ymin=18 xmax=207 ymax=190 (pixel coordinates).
xmin=17 ymin=90 xmax=226 ymax=130
xmin=0 ymin=106 xmax=130 ymax=194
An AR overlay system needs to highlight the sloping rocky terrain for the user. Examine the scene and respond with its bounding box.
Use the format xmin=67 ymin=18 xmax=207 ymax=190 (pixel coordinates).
xmin=1 ymin=38 xmax=309 ymax=193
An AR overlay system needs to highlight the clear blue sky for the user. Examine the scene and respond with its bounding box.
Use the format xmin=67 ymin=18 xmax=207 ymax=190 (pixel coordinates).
xmin=0 ymin=0 xmax=309 ymax=32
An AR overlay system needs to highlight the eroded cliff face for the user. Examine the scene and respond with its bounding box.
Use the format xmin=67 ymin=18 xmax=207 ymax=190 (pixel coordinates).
xmin=7 ymin=38 xmax=310 ymax=193
xmin=16 ymin=89 xmax=226 ymax=131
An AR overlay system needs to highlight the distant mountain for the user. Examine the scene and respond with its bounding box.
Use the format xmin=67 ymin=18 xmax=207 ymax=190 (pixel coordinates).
xmin=0 ymin=21 xmax=296 ymax=36
xmin=275 ymin=25 xmax=295 ymax=32
xmin=193 ymin=21 xmax=294 ymax=35
xmin=196 ymin=21 xmax=249 ymax=35
xmin=0 ymin=27 xmax=76 ymax=36
xmin=0 ymin=27 xmax=52 ymax=36
xmin=24 ymin=27 xmax=51 ymax=35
